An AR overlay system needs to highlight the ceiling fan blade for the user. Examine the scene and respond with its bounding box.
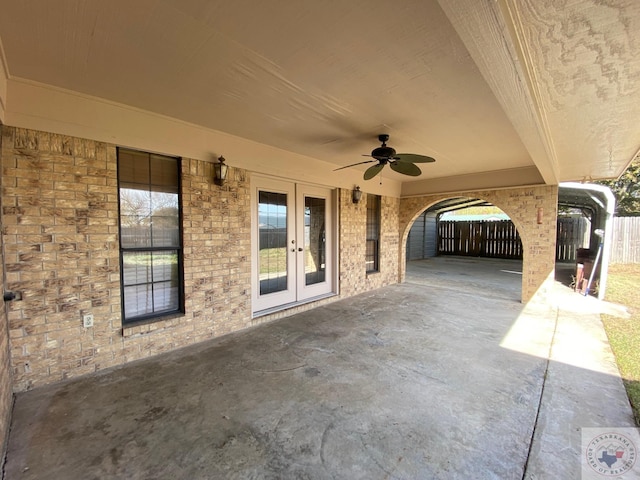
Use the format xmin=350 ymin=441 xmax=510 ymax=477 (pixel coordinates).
xmin=395 ymin=153 xmax=436 ymax=163
xmin=333 ymin=159 xmax=376 ymax=171
xmin=390 ymin=161 xmax=421 ymax=176
xmin=364 ymin=163 xmax=385 ymax=180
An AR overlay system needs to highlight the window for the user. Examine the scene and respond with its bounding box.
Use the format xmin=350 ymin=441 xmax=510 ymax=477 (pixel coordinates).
xmin=118 ymin=148 xmax=183 ymax=324
xmin=366 ymin=194 xmax=381 ymax=273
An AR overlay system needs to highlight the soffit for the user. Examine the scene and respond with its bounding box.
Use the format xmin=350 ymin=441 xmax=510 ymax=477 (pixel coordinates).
xmin=502 ymin=0 xmax=640 ymax=181
xmin=0 ymin=0 xmax=637 ymax=191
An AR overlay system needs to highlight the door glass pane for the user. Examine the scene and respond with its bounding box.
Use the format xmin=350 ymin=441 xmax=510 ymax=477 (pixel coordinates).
xmin=304 ymin=196 xmax=326 ymax=286
xmin=258 ymin=191 xmax=288 ymax=295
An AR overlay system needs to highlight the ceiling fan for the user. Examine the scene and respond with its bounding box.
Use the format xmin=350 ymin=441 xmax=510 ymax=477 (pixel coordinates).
xmin=334 ymin=134 xmax=436 ymax=180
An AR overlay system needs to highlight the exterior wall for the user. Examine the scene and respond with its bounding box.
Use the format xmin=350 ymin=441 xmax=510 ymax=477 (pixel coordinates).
xmin=1 ymin=126 xmax=252 ymax=391
xmin=399 ymin=186 xmax=558 ymax=302
xmin=0 ymin=123 xmax=14 ymax=462
xmin=0 ymin=126 xmax=401 ymax=391
xmin=0 ymin=284 xmax=10 ymax=461
xmin=0 ymin=123 xmax=559 ymax=391
xmin=339 ymin=189 xmax=400 ymax=297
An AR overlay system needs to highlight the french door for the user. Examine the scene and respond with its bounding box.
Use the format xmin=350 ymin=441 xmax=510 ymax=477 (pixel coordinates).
xmin=252 ymin=177 xmax=334 ymax=313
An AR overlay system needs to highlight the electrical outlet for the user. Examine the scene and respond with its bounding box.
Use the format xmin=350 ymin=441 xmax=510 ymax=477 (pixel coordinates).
xmin=82 ymin=313 xmax=94 ymax=328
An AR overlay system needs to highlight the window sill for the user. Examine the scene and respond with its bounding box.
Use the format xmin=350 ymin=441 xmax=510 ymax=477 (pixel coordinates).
xmin=121 ymin=312 xmax=185 ymax=338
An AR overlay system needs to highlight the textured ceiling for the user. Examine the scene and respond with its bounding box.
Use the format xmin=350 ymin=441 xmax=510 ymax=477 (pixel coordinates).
xmin=0 ymin=0 xmax=638 ymax=188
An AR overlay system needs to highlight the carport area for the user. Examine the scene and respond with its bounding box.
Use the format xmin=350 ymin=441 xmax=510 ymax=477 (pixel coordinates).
xmin=4 ymin=258 xmax=635 ymax=479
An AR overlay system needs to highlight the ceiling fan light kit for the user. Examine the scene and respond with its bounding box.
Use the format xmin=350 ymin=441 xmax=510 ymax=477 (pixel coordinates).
xmin=334 ymin=134 xmax=435 ymax=180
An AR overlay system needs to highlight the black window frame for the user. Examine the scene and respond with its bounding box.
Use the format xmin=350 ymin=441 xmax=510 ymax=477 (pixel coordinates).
xmin=117 ymin=147 xmax=185 ymax=326
xmin=366 ymin=194 xmax=381 ymax=273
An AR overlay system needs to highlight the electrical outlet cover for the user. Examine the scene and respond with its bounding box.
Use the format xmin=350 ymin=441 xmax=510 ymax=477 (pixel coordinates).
xmin=83 ymin=313 xmax=94 ymax=328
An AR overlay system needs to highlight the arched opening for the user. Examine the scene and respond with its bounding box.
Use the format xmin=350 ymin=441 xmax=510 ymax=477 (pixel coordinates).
xmin=403 ymin=196 xmax=523 ymax=302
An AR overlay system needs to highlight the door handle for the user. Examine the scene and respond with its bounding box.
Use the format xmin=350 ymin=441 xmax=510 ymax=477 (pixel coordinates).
xmin=298 ymin=248 xmax=303 ymax=252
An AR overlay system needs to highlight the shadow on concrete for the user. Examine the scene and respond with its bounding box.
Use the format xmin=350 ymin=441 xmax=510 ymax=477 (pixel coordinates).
xmin=4 ymin=258 xmax=636 ymax=479
xmin=554 ymin=261 xmax=576 ymax=290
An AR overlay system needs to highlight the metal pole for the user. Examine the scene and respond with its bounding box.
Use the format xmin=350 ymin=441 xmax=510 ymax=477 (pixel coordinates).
xmin=584 ymin=229 xmax=604 ymax=296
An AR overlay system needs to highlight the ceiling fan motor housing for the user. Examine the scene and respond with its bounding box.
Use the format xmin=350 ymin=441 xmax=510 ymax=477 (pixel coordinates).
xmin=372 ymin=134 xmax=396 ymax=161
xmin=371 ymin=146 xmax=396 ymax=161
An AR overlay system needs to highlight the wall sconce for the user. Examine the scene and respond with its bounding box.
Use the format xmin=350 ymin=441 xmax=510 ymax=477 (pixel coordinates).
xmin=214 ymin=155 xmax=228 ymax=186
xmin=537 ymin=206 xmax=544 ymax=224
xmin=352 ymin=186 xmax=362 ymax=204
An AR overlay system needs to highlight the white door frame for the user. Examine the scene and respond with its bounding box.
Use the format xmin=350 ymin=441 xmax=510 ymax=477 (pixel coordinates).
xmin=251 ymin=176 xmax=335 ymax=314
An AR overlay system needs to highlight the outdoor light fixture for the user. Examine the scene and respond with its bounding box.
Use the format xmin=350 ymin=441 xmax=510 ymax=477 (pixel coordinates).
xmin=214 ymin=155 xmax=228 ymax=186
xmin=537 ymin=206 xmax=544 ymax=224
xmin=352 ymin=186 xmax=362 ymax=204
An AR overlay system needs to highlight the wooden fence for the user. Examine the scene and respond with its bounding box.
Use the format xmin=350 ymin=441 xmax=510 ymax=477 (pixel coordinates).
xmin=556 ymin=216 xmax=589 ymax=262
xmin=610 ymin=217 xmax=640 ymax=263
xmin=259 ymin=227 xmax=287 ymax=249
xmin=438 ymin=220 xmax=522 ymax=259
xmin=433 ymin=216 xmax=639 ymax=264
xmin=121 ymin=225 xmax=179 ymax=247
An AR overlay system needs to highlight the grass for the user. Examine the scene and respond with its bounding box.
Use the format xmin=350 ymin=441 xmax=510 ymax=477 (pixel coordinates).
xmin=259 ymin=247 xmax=287 ymax=275
xmin=258 ymin=247 xmax=320 ymax=275
xmin=123 ymin=252 xmax=177 ymax=266
xmin=601 ymin=263 xmax=640 ymax=426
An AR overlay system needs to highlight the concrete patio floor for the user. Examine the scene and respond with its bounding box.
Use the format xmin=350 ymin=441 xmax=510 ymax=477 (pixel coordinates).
xmin=4 ymin=257 xmax=636 ymax=479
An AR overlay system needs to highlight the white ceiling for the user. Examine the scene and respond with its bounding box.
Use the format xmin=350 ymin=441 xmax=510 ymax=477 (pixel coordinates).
xmin=0 ymin=0 xmax=638 ymax=192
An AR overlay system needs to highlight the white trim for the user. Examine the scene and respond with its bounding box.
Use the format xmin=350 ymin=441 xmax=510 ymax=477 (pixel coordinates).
xmin=436 ymin=0 xmax=559 ymax=185
xmin=3 ymin=78 xmax=402 ymax=198
xmin=251 ymin=176 xmax=337 ymax=314
xmin=401 ymin=166 xmax=546 ymax=197
xmin=251 ymin=177 xmax=297 ymax=311
xmin=401 ymin=182 xmax=548 ymax=199
xmin=0 ymin=36 xmax=9 ymax=123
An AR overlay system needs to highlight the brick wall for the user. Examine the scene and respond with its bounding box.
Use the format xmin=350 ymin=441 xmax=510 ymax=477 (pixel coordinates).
xmin=0 ymin=125 xmax=402 ymax=391
xmin=339 ymin=189 xmax=399 ymax=297
xmin=1 ymin=126 xmax=252 ymax=391
xmin=399 ymin=186 xmax=559 ymax=302
xmin=0 ymin=123 xmax=14 ymax=462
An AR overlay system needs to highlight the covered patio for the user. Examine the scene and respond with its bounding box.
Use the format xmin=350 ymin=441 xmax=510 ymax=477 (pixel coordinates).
xmin=1 ymin=2 xmax=639 ymax=476
xmin=5 ymin=258 xmax=634 ymax=479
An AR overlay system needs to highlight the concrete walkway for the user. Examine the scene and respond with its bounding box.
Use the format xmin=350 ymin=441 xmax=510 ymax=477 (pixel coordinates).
xmin=4 ymin=257 xmax=635 ymax=479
